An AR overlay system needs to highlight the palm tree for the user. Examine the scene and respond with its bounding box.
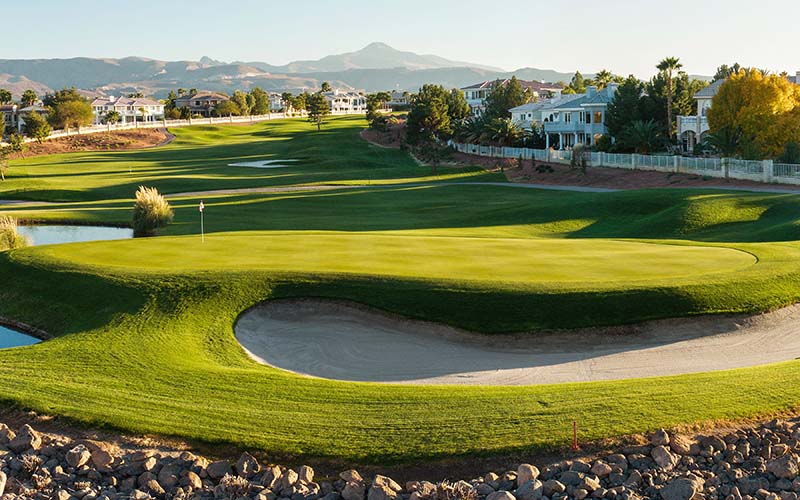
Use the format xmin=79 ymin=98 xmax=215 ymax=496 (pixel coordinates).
xmin=657 ymin=57 xmax=683 ymax=140
xmin=699 ymin=126 xmax=743 ymax=157
xmin=621 ymin=120 xmax=664 ymax=154
xmin=481 ymin=118 xmax=523 ymax=147
xmin=138 ymin=107 xmax=149 ymax=125
xmin=592 ymin=69 xmax=614 ymax=90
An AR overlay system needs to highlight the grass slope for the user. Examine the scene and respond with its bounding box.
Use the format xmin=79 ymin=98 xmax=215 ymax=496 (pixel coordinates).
xmin=1 ymin=116 xmax=800 ymax=463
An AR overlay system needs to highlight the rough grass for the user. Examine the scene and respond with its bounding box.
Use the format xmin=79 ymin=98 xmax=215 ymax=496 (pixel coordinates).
xmin=0 ymin=216 xmax=28 ymax=251
xmin=2 ymin=117 xmax=800 ymax=463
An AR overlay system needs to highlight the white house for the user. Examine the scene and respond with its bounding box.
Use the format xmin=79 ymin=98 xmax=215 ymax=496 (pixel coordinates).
xmin=510 ymin=92 xmax=584 ymax=129
xmin=91 ymin=96 xmax=165 ymax=124
xmin=388 ymin=90 xmax=411 ymax=107
xmin=461 ymin=79 xmax=563 ymax=115
xmin=0 ymin=105 xmax=18 ymax=135
xmin=322 ymin=90 xmax=367 ymax=113
xmin=539 ymin=84 xmax=619 ymax=149
xmin=269 ymin=93 xmax=283 ymax=112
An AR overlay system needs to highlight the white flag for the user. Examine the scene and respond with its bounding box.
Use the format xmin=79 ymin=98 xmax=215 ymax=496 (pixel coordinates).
xmin=199 ymin=200 xmax=205 ymax=213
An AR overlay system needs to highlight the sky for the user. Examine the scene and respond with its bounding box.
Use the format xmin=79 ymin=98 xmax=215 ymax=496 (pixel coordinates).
xmin=4 ymin=0 xmax=800 ymax=78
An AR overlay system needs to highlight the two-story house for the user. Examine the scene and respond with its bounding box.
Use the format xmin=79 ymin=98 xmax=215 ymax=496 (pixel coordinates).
xmin=0 ymin=105 xmax=18 ymax=136
xmin=509 ymin=93 xmax=584 ymax=130
xmin=461 ymin=79 xmax=563 ymax=115
xmin=541 ymin=84 xmax=619 ymax=149
xmin=322 ymin=90 xmax=366 ymax=113
xmin=173 ymin=91 xmax=230 ymax=117
xmin=91 ymin=96 xmax=165 ymax=124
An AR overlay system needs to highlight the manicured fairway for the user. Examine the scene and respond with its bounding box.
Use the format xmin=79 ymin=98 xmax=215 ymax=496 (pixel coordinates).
xmin=2 ymin=116 xmax=800 ymax=464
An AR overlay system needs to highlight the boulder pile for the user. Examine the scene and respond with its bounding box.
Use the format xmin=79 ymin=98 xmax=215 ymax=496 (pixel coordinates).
xmin=4 ymin=419 xmax=800 ymax=500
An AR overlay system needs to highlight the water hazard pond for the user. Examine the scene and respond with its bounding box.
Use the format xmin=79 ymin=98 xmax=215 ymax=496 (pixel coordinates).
xmin=2 ymin=225 xmax=134 ymax=349
xmin=18 ymin=225 xmax=133 ymax=246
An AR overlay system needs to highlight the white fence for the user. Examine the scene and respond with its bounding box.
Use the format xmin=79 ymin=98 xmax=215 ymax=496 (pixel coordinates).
xmin=451 ymin=142 xmax=800 ymax=186
xmin=2 ymin=110 xmax=363 ymax=145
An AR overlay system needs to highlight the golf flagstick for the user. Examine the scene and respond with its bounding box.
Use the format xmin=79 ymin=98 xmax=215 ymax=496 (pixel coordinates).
xmin=199 ymin=200 xmax=205 ymax=243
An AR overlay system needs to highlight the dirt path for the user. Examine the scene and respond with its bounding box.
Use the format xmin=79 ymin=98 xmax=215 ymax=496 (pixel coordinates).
xmin=235 ymin=299 xmax=800 ymax=386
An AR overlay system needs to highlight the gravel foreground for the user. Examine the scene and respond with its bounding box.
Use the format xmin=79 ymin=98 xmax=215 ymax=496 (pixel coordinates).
xmin=3 ymin=417 xmax=800 ymax=500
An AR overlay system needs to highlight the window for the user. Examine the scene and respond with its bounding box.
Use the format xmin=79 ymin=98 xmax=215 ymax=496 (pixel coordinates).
xmin=564 ymin=113 xmax=571 ymax=123
xmin=594 ymin=111 xmax=603 ymax=124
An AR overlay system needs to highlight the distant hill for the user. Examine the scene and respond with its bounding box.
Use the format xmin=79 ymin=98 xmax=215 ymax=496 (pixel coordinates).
xmin=0 ymin=43 xmax=582 ymax=98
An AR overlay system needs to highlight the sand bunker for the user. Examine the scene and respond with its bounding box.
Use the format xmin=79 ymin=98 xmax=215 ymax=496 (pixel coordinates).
xmin=235 ymin=299 xmax=800 ymax=385
xmin=228 ymin=159 xmax=299 ymax=169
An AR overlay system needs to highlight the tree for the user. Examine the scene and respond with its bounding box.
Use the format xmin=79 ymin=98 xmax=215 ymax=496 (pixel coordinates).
xmin=568 ymin=72 xmax=586 ymax=94
xmin=280 ymin=92 xmax=294 ymax=113
xmin=0 ymin=150 xmax=7 ymax=182
xmin=164 ymin=90 xmax=178 ymax=114
xmin=320 ymin=82 xmax=332 ymax=93
xmin=406 ymin=84 xmax=452 ymax=144
xmin=714 ymin=63 xmax=742 ymax=82
xmin=620 ymin=120 xmax=664 ymax=154
xmin=21 ymin=90 xmax=37 ymax=107
xmin=306 ymin=93 xmax=330 ymax=131
xmin=22 ymin=112 xmax=51 ymax=142
xmin=132 ymin=186 xmax=174 ymax=237
xmin=213 ymin=100 xmax=240 ymax=117
xmin=138 ymin=107 xmax=149 ymax=123
xmin=250 ymin=88 xmax=269 ymax=115
xmin=592 ymin=69 xmax=616 ymax=90
xmin=605 ymin=75 xmax=646 ymax=144
xmin=0 ymin=89 xmax=11 ymax=104
xmin=231 ymin=90 xmax=252 ymax=116
xmin=366 ymin=92 xmax=391 ymax=127
xmin=5 ymin=133 xmax=26 ymax=160
xmin=484 ymin=77 xmax=534 ymax=120
xmin=778 ymin=142 xmax=800 ymax=164
xmin=45 ymin=89 xmax=93 ymax=131
xmin=128 ymin=92 xmax=144 ymax=98
xmin=481 ymin=118 xmax=523 ymax=147
xmin=656 ymin=57 xmax=683 ymax=139
xmin=446 ymin=88 xmax=470 ymax=122
xmin=292 ymin=93 xmax=309 ymax=112
xmin=707 ymin=70 xmax=800 ymax=158
xmin=699 ymin=126 xmax=745 ymax=157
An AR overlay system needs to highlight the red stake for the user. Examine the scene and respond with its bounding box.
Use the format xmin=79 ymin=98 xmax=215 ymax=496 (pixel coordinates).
xmin=572 ymin=420 xmax=579 ymax=451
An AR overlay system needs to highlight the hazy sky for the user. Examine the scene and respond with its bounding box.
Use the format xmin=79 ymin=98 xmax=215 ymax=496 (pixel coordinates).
xmin=5 ymin=0 xmax=799 ymax=78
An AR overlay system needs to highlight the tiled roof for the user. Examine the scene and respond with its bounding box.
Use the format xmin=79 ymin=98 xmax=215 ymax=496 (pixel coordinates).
xmin=694 ymin=79 xmax=725 ymax=98
xmin=461 ymin=79 xmax=563 ymax=92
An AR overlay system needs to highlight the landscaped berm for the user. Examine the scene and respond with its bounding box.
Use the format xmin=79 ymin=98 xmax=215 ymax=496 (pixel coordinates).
xmin=4 ymin=116 xmax=800 ymax=464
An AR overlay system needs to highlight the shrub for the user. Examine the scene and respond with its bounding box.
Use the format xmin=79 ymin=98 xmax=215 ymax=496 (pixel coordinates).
xmin=0 ymin=216 xmax=28 ymax=251
xmin=132 ymin=186 xmax=173 ymax=236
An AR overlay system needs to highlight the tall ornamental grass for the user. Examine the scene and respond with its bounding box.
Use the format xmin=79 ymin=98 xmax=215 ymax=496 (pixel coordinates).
xmin=132 ymin=186 xmax=174 ymax=236
xmin=0 ymin=216 xmax=29 ymax=251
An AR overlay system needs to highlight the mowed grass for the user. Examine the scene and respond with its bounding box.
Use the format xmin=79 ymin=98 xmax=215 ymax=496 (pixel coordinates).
xmin=2 ymin=116 xmax=800 ymax=463
xmin=0 ymin=116 xmax=500 ymax=202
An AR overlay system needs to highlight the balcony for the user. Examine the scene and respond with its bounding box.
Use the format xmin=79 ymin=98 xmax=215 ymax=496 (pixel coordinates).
xmin=678 ymin=115 xmax=709 ymax=135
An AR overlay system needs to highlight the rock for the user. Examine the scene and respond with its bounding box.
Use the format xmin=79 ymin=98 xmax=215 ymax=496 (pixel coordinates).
xmin=207 ymin=460 xmax=232 ymax=479
xmin=487 ymin=492 xmax=516 ymax=500
xmin=142 ymin=456 xmax=157 ymax=472
xmin=55 ymin=489 xmax=72 ymax=500
xmin=768 ymin=455 xmax=800 ymax=480
xmin=542 ymin=479 xmax=565 ymax=497
xmin=143 ymin=479 xmax=165 ymax=496
xmin=517 ymin=465 xmax=539 ymax=487
xmin=580 ymin=476 xmax=600 ymax=492
xmin=477 ymin=483 xmax=496 ymax=495
xmin=262 ymin=466 xmax=282 ymax=489
xmin=574 ymin=488 xmax=589 ymax=500
xmin=8 ymin=424 xmax=42 ymax=453
xmin=281 ymin=468 xmax=300 ymax=489
xmin=652 ymin=446 xmax=679 ymax=470
xmin=342 ymin=482 xmax=366 ymax=500
xmin=0 ymin=423 xmax=15 ymax=445
xmin=559 ymin=471 xmax=583 ymax=487
xmin=66 ymin=444 xmax=93 ymax=469
xmin=157 ymin=464 xmax=181 ymax=490
xmin=372 ymin=475 xmax=401 ymax=492
xmin=341 ymin=470 xmax=364 ymax=484
xmin=0 ymin=471 xmax=6 ymax=497
xmin=660 ymin=475 xmax=704 ymax=500
xmin=368 ymin=484 xmax=398 ymax=500
xmin=590 ymin=462 xmax=612 ymax=478
xmin=131 ymin=489 xmax=152 ymax=500
xmin=182 ymin=471 xmax=202 ymax=490
xmin=298 ymin=465 xmax=315 ymax=483
xmin=513 ymin=479 xmax=543 ymax=500
xmin=236 ymin=452 xmax=260 ymax=478
xmin=651 ymin=429 xmax=670 ymax=447
xmin=670 ymin=435 xmax=693 ymax=456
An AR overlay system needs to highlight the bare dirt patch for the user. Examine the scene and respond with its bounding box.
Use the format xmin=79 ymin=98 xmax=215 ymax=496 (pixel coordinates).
xmin=9 ymin=129 xmax=172 ymax=159
xmin=360 ymin=121 xmax=406 ymax=149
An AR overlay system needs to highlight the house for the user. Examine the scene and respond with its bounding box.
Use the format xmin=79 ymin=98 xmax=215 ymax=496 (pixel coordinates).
xmin=322 ymin=90 xmax=367 ymax=113
xmin=461 ymin=79 xmax=563 ymax=115
xmin=173 ymin=91 xmax=230 ymax=117
xmin=510 ymin=93 xmax=584 ymax=129
xmin=541 ymin=84 xmax=619 ymax=149
xmin=0 ymin=105 xmax=18 ymax=135
xmin=388 ymin=91 xmax=411 ymax=107
xmin=269 ymin=93 xmax=283 ymax=112
xmin=90 ymin=96 xmax=165 ymax=124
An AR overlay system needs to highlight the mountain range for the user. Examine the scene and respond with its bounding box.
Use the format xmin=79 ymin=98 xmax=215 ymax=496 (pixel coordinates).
xmin=0 ymin=42 xmax=597 ymax=99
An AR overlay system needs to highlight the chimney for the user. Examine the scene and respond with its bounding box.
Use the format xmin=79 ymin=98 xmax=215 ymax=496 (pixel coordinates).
xmin=586 ymin=86 xmax=598 ymax=98
xmin=606 ymin=82 xmax=620 ymax=96
xmin=796 ymin=71 xmax=800 ymax=83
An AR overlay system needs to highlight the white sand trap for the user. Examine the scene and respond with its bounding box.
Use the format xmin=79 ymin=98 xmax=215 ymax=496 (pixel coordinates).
xmin=228 ymin=159 xmax=300 ymax=169
xmin=235 ymin=299 xmax=800 ymax=386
